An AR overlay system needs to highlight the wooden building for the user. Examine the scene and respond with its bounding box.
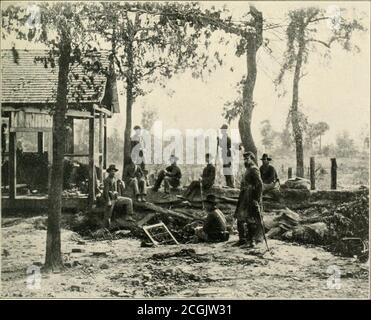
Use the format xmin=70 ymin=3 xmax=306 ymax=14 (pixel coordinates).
xmin=1 ymin=49 xmax=120 ymax=211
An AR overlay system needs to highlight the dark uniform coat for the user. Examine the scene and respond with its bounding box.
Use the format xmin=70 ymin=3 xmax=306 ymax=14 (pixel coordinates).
xmin=234 ymin=164 xmax=263 ymax=221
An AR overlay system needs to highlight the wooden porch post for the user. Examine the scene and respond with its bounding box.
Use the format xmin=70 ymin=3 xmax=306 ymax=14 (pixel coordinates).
xmin=103 ymin=114 xmax=107 ymax=170
xmin=88 ymin=110 xmax=95 ymax=207
xmin=9 ymin=131 xmax=16 ymax=200
xmin=99 ymin=113 xmax=104 ymax=183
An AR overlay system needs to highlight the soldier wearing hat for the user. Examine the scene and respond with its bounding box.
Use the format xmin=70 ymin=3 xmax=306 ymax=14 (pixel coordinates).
xmin=182 ymin=153 xmax=216 ymax=200
xmin=217 ymin=124 xmax=234 ymax=188
xmin=123 ymin=160 xmax=147 ymax=202
xmin=103 ymin=164 xmax=134 ymax=227
xmin=194 ymin=194 xmax=229 ymax=242
xmin=130 ymin=125 xmax=148 ymax=185
xmin=234 ymin=151 xmax=263 ymax=247
xmin=152 ymin=155 xmax=182 ymax=193
xmin=259 ymin=153 xmax=280 ymax=195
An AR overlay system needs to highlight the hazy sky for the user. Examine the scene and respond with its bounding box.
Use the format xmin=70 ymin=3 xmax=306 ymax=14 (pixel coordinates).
xmin=109 ymin=1 xmax=370 ymax=148
xmin=2 ymin=1 xmax=370 ymax=149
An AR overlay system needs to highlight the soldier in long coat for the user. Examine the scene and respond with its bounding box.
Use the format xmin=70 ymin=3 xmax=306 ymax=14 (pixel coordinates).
xmin=233 ymin=151 xmax=263 ymax=247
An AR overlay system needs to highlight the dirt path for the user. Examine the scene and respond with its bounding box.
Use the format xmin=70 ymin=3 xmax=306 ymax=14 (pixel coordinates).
xmin=1 ymin=216 xmax=368 ymax=298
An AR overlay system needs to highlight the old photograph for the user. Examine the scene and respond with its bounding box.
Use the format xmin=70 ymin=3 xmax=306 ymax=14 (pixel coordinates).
xmin=0 ymin=0 xmax=370 ymax=301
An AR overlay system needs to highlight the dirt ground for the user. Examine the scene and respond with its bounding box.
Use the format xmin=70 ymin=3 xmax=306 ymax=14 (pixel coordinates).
xmin=1 ymin=215 xmax=368 ymax=299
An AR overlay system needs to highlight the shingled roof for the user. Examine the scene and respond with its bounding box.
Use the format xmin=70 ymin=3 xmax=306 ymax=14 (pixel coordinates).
xmin=1 ymin=49 xmax=119 ymax=113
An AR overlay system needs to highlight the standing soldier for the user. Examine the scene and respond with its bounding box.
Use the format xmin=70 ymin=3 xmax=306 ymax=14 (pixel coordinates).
xmin=234 ymin=151 xmax=263 ymax=248
xmin=217 ymin=124 xmax=234 ymax=188
xmin=130 ymin=125 xmax=148 ymax=185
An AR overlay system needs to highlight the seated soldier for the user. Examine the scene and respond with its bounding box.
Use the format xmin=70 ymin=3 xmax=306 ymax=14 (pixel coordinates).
xmin=194 ymin=194 xmax=229 ymax=243
xmin=183 ymin=153 xmax=215 ymax=200
xmin=152 ymin=155 xmax=182 ymax=194
xmin=259 ymin=153 xmax=280 ymax=194
xmin=123 ymin=160 xmax=147 ymax=202
xmin=103 ymin=164 xmax=134 ymax=228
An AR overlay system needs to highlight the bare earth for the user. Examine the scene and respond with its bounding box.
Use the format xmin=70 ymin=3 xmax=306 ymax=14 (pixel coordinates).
xmin=1 ymin=216 xmax=368 ymax=299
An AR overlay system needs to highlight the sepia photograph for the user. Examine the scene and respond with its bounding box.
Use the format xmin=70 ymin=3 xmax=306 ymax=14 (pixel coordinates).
xmin=0 ymin=0 xmax=370 ymax=303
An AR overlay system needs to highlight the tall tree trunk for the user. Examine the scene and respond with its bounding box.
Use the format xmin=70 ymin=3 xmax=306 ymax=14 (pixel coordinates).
xmin=123 ymin=40 xmax=134 ymax=175
xmin=44 ymin=37 xmax=71 ymax=271
xmin=239 ymin=7 xmax=262 ymax=158
xmin=291 ymin=26 xmax=306 ymax=178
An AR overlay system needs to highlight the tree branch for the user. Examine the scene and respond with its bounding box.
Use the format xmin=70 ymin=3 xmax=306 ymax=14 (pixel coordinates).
xmin=307 ymin=38 xmax=331 ymax=48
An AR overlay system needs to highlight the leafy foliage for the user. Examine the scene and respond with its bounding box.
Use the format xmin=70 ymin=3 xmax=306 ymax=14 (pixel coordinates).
xmin=275 ymin=6 xmax=365 ymax=86
xmin=260 ymin=120 xmax=278 ymax=150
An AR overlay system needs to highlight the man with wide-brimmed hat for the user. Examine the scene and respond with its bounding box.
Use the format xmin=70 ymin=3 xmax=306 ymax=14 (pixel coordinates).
xmin=233 ymin=151 xmax=263 ymax=247
xmin=103 ymin=164 xmax=134 ymax=227
xmin=217 ymin=124 xmax=234 ymax=188
xmin=259 ymin=153 xmax=280 ymax=195
xmin=194 ymin=194 xmax=229 ymax=242
xmin=152 ymin=154 xmax=182 ymax=193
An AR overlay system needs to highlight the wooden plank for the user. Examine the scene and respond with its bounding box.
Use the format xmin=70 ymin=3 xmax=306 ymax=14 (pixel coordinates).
xmin=64 ymin=153 xmax=89 ymax=157
xmin=66 ymin=109 xmax=93 ymax=118
xmin=37 ymin=132 xmax=44 ymax=154
xmin=134 ymin=201 xmax=193 ymax=222
xmin=103 ymin=114 xmax=107 ymax=169
xmin=99 ymin=113 xmax=103 ymax=182
xmin=8 ymin=131 xmax=16 ymax=200
xmin=93 ymin=104 xmax=113 ymax=116
xmin=310 ymin=157 xmax=315 ymax=190
xmin=65 ymin=117 xmax=74 ymax=154
xmin=331 ymin=158 xmax=337 ymax=190
xmin=9 ymin=127 xmax=52 ymax=132
xmin=288 ymin=167 xmax=293 ymax=179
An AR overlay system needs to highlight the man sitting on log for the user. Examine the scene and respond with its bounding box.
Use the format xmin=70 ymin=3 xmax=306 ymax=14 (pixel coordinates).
xmin=259 ymin=153 xmax=280 ymax=198
xmin=103 ymin=164 xmax=134 ymax=228
xmin=182 ymin=153 xmax=215 ymax=200
xmin=194 ymin=194 xmax=229 ymax=243
xmin=234 ymin=152 xmax=263 ymax=248
xmin=123 ymin=160 xmax=147 ymax=202
xmin=152 ymin=155 xmax=182 ymax=194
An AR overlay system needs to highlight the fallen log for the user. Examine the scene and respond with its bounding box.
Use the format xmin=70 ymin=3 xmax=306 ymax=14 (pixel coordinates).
xmin=133 ymin=201 xmax=193 ymax=222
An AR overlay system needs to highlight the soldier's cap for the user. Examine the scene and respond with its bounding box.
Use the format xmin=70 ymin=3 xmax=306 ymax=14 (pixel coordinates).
xmin=243 ymin=151 xmax=256 ymax=161
xmin=260 ymin=153 xmax=272 ymax=161
xmin=107 ymin=164 xmax=119 ymax=172
xmin=203 ymin=194 xmax=218 ymax=204
xmin=133 ymin=125 xmax=141 ymax=130
xmin=220 ymin=124 xmax=228 ymax=130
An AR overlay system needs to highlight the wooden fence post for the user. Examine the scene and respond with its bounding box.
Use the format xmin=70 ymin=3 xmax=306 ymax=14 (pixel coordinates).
xmin=331 ymin=158 xmax=337 ymax=190
xmin=310 ymin=157 xmax=315 ymax=190
xmin=288 ymin=167 xmax=292 ymax=179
